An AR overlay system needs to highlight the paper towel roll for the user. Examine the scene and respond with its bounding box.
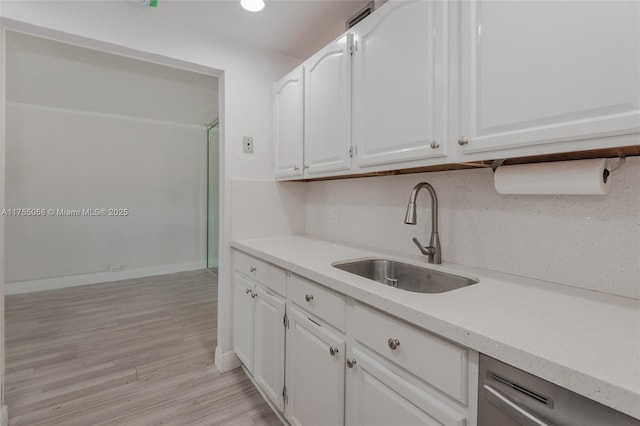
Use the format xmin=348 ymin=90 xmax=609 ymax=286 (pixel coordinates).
xmin=494 ymin=158 xmax=611 ymax=195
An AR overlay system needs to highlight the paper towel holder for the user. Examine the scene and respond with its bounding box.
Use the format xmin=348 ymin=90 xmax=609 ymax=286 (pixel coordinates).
xmin=608 ymin=154 xmax=626 ymax=173
xmin=491 ymin=159 xmax=506 ymax=172
xmin=490 ymin=153 xmax=626 ymax=181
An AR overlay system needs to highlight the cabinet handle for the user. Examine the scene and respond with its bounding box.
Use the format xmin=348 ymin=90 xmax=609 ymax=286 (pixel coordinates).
xmin=346 ymin=358 xmax=357 ymax=368
xmin=293 ymin=166 xmax=300 ymax=171
xmin=458 ymin=137 xmax=469 ymax=146
xmin=250 ymin=266 xmax=257 ymax=273
xmin=303 ymin=165 xmax=310 ymax=170
xmin=252 ymin=292 xmax=257 ymax=299
xmin=388 ymin=338 xmax=400 ymax=350
xmin=430 ymin=140 xmax=440 ymax=149
xmin=305 ymin=294 xmax=314 ymax=302
xmin=245 ymin=288 xmax=252 ymax=295
xmin=329 ymin=346 xmax=339 ymax=356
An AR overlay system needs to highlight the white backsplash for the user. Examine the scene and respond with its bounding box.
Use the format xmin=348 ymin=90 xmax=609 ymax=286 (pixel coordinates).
xmin=304 ymin=157 xmax=640 ymax=299
xmin=230 ymin=180 xmax=306 ymax=240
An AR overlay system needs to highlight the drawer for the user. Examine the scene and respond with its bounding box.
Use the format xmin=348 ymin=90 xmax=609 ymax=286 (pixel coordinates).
xmin=353 ymin=303 xmax=469 ymax=404
xmin=289 ymin=274 xmax=346 ymax=332
xmin=234 ymin=250 xmax=286 ymax=296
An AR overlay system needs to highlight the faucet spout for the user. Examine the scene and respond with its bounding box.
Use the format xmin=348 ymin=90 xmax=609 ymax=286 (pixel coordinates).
xmin=404 ymin=182 xmax=441 ymax=264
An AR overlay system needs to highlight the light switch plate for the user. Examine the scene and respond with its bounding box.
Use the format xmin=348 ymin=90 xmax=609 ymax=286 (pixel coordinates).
xmin=243 ymin=136 xmax=254 ymax=153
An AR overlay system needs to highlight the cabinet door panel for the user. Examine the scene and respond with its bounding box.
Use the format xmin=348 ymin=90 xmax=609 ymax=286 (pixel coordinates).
xmin=347 ymin=348 xmax=466 ymax=426
xmin=353 ymin=0 xmax=447 ymax=167
xmin=275 ymin=67 xmax=304 ymax=178
xmin=304 ymin=35 xmax=351 ymax=174
xmin=233 ymin=273 xmax=255 ymax=372
xmin=458 ymin=1 xmax=640 ymax=154
xmin=254 ymin=286 xmax=286 ymax=410
xmin=285 ymin=307 xmax=345 ymax=426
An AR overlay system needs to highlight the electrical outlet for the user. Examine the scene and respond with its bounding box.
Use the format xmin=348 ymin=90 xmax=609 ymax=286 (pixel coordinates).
xmin=330 ymin=207 xmax=339 ymax=224
xmin=243 ymin=136 xmax=254 ymax=153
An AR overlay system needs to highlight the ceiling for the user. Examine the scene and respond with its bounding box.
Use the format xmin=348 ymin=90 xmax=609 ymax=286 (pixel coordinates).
xmin=148 ymin=0 xmax=372 ymax=59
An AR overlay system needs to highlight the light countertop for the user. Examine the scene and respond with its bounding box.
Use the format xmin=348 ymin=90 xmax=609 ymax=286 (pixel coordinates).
xmin=231 ymin=235 xmax=640 ymax=419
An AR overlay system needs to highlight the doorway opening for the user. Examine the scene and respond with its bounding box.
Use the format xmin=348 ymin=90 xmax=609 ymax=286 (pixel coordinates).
xmin=4 ymin=31 xmax=219 ymax=289
xmin=0 ymin=29 xmax=265 ymax=424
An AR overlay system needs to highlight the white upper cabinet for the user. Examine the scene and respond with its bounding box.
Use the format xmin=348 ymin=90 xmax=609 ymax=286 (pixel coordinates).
xmin=274 ymin=67 xmax=304 ymax=178
xmin=303 ymin=34 xmax=352 ymax=175
xmin=352 ymin=0 xmax=448 ymax=167
xmin=455 ymin=0 xmax=640 ymax=157
xmin=273 ymin=0 xmax=640 ymax=180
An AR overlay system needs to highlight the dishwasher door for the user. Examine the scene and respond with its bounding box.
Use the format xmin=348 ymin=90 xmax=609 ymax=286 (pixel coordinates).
xmin=478 ymin=354 xmax=640 ymax=426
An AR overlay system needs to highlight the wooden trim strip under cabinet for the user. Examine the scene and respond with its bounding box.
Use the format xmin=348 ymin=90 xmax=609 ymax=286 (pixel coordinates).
xmin=292 ymin=145 xmax=640 ymax=182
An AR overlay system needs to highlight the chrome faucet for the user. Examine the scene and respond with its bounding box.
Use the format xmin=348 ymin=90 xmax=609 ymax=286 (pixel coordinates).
xmin=404 ymin=182 xmax=441 ymax=264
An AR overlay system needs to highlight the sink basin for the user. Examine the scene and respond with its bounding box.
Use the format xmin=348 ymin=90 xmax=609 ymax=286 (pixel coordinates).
xmin=333 ymin=259 xmax=478 ymax=294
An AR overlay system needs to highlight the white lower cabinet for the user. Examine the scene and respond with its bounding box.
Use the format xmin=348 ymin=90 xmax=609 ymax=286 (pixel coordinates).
xmin=233 ymin=270 xmax=286 ymax=410
xmin=347 ymin=303 xmax=477 ymax=426
xmin=233 ymin=272 xmax=255 ymax=372
xmin=347 ymin=347 xmax=466 ymax=426
xmin=284 ymin=306 xmax=345 ymax=426
xmin=233 ymin=249 xmax=477 ymax=425
xmin=254 ymin=285 xmax=286 ymax=411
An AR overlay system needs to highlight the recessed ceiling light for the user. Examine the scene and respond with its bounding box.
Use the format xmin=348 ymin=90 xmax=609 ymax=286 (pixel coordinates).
xmin=240 ymin=0 xmax=265 ymax=12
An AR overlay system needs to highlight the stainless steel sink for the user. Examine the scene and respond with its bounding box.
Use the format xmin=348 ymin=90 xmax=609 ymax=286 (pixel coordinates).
xmin=333 ymin=259 xmax=478 ymax=294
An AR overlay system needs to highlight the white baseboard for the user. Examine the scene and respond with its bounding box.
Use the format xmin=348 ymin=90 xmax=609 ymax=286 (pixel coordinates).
xmin=214 ymin=346 xmax=242 ymax=373
xmin=5 ymin=261 xmax=206 ymax=295
xmin=0 ymin=405 xmax=8 ymax=426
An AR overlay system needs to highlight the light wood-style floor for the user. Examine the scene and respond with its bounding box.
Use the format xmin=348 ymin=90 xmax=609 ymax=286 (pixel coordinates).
xmin=4 ymin=270 xmax=281 ymax=426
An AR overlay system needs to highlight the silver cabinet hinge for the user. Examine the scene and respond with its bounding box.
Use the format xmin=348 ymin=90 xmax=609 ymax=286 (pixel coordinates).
xmin=283 ymin=312 xmax=289 ymax=329
xmin=348 ymin=33 xmax=357 ymax=56
xmin=282 ymin=385 xmax=288 ymax=405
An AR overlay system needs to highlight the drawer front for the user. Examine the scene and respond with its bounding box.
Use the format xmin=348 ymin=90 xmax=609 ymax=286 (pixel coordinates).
xmin=289 ymin=274 xmax=346 ymax=332
xmin=353 ymin=303 xmax=468 ymax=404
xmin=234 ymin=250 xmax=286 ymax=296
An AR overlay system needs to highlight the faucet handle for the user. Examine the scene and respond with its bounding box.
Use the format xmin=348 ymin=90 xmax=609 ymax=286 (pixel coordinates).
xmin=412 ymin=237 xmax=436 ymax=256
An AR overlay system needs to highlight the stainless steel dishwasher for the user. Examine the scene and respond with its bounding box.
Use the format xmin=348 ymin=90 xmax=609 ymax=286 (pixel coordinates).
xmin=478 ymin=354 xmax=640 ymax=426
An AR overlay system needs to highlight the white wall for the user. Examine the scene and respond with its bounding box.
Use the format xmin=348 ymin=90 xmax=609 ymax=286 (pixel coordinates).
xmin=4 ymin=32 xmax=217 ymax=291
xmin=305 ymin=157 xmax=640 ymax=300
xmin=0 ymin=0 xmax=299 ymax=376
xmin=5 ymin=103 xmax=207 ymax=286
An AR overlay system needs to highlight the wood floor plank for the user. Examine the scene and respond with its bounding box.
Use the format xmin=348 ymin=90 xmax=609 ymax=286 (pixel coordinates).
xmin=5 ymin=269 xmax=281 ymax=426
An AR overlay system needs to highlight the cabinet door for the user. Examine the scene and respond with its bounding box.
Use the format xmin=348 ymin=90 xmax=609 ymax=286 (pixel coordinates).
xmin=303 ymin=34 xmax=352 ymax=175
xmin=285 ymin=307 xmax=345 ymax=426
xmin=253 ymin=285 xmax=286 ymax=411
xmin=346 ymin=348 xmax=466 ymax=426
xmin=232 ymin=273 xmax=255 ymax=372
xmin=456 ymin=1 xmax=640 ymax=155
xmin=352 ymin=1 xmax=447 ymax=167
xmin=274 ymin=66 xmax=304 ymax=179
